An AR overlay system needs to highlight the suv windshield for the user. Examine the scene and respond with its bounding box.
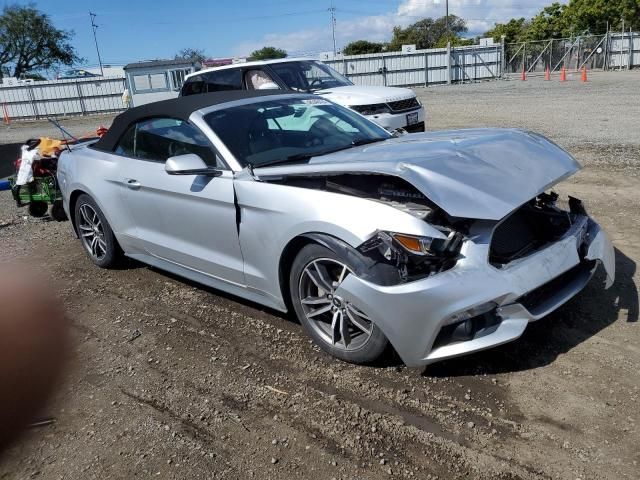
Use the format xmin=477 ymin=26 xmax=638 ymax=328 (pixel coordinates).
xmin=269 ymin=61 xmax=352 ymax=92
xmin=204 ymin=97 xmax=390 ymax=168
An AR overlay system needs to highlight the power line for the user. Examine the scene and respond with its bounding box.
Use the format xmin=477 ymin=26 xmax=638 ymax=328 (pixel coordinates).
xmin=89 ymin=12 xmax=104 ymax=76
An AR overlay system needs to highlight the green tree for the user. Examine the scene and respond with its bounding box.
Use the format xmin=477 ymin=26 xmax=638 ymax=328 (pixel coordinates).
xmin=175 ymin=48 xmax=206 ymax=63
xmin=564 ymin=0 xmax=640 ymax=34
xmin=388 ymin=15 xmax=468 ymax=51
xmin=0 ymin=4 xmax=79 ymax=79
xmin=249 ymin=46 xmax=287 ymax=61
xmin=523 ymin=3 xmax=570 ymax=40
xmin=484 ymin=0 xmax=640 ymax=42
xmin=342 ymin=40 xmax=384 ymax=55
xmin=485 ymin=18 xmax=529 ymax=44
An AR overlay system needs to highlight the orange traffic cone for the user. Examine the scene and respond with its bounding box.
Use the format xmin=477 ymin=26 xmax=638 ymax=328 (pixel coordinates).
xmin=560 ymin=66 xmax=567 ymax=82
xmin=581 ymin=66 xmax=587 ymax=82
xmin=544 ymin=67 xmax=551 ymax=81
xmin=520 ymin=67 xmax=526 ymax=81
xmin=2 ymin=103 xmax=9 ymax=125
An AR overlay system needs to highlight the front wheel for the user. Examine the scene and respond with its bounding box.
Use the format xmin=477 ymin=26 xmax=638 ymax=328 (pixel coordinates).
xmin=74 ymin=194 xmax=120 ymax=268
xmin=289 ymin=244 xmax=389 ymax=364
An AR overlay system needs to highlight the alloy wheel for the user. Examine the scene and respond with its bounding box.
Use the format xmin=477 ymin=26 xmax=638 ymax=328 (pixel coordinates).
xmin=78 ymin=203 xmax=107 ymax=261
xmin=298 ymin=258 xmax=373 ymax=351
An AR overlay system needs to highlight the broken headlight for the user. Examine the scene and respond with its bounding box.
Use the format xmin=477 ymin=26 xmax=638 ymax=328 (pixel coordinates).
xmin=358 ymin=230 xmax=463 ymax=282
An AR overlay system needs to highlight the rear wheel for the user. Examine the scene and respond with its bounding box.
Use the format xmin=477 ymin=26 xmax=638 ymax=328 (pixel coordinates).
xmin=289 ymin=244 xmax=388 ymax=364
xmin=74 ymin=194 xmax=119 ymax=268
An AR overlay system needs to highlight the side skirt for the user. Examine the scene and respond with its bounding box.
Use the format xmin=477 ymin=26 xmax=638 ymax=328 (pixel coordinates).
xmin=126 ymin=253 xmax=288 ymax=313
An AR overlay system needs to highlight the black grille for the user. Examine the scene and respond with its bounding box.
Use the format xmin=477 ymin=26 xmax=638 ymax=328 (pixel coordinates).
xmin=387 ymin=97 xmax=419 ymax=112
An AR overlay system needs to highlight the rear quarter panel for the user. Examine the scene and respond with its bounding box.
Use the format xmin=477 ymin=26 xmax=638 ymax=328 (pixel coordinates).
xmin=58 ymin=145 xmax=137 ymax=248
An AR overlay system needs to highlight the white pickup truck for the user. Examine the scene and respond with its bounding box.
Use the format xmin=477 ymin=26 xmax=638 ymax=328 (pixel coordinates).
xmin=180 ymin=58 xmax=426 ymax=132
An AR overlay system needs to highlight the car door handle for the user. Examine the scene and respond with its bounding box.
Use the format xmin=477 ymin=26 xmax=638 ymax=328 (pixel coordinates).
xmin=126 ymin=179 xmax=141 ymax=190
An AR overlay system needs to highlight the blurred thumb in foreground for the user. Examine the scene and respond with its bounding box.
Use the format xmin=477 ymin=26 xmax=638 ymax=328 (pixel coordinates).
xmin=0 ymin=263 xmax=69 ymax=453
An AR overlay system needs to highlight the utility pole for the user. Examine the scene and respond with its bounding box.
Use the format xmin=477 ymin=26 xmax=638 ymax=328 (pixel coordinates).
xmin=445 ymin=0 xmax=449 ymax=38
xmin=89 ymin=12 xmax=104 ymax=76
xmin=329 ymin=2 xmax=337 ymax=58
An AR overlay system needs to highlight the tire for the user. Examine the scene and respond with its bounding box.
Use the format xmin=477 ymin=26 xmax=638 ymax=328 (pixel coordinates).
xmin=73 ymin=194 xmax=119 ymax=268
xmin=289 ymin=243 xmax=389 ymax=365
xmin=50 ymin=200 xmax=68 ymax=222
xmin=28 ymin=201 xmax=48 ymax=217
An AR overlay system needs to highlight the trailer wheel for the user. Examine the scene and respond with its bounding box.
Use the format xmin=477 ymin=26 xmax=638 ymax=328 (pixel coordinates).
xmin=28 ymin=201 xmax=48 ymax=218
xmin=50 ymin=200 xmax=68 ymax=222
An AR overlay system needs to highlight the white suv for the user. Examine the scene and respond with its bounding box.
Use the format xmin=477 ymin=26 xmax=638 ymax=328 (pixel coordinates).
xmin=180 ymin=58 xmax=425 ymax=132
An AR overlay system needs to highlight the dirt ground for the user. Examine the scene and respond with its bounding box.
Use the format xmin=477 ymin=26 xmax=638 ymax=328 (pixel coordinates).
xmin=0 ymin=71 xmax=638 ymax=480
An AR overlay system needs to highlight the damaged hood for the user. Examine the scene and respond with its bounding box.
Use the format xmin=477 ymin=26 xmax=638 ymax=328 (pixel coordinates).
xmin=253 ymin=128 xmax=581 ymax=221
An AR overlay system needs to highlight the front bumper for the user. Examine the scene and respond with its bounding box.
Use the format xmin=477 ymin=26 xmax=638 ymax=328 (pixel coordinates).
xmin=365 ymin=106 xmax=426 ymax=132
xmin=335 ymin=218 xmax=615 ymax=367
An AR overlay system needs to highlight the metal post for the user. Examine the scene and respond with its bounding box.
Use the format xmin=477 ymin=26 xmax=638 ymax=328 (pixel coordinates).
xmin=424 ymin=51 xmax=428 ymax=87
xmin=472 ymin=46 xmax=476 ymax=81
xmin=447 ymin=41 xmax=452 ymax=84
xmin=75 ymin=81 xmax=87 ymax=115
xmin=27 ymin=84 xmax=39 ymax=120
xmin=629 ymin=28 xmax=633 ymax=70
xmin=620 ymin=20 xmax=624 ymax=71
xmin=461 ymin=46 xmax=465 ymax=84
xmin=381 ymin=53 xmax=387 ymax=86
xmin=500 ymin=36 xmax=505 ymax=77
xmin=604 ymin=31 xmax=609 ymax=70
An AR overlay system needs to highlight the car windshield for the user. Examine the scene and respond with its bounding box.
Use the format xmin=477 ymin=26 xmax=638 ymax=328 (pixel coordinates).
xmin=204 ymin=97 xmax=391 ymax=168
xmin=269 ymin=60 xmax=352 ymax=92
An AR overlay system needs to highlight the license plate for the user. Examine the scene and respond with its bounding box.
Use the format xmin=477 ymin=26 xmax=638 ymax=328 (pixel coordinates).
xmin=406 ymin=112 xmax=418 ymax=125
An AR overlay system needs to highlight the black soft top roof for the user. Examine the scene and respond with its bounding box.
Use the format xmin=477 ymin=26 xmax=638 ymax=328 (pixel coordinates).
xmin=93 ymin=90 xmax=299 ymax=152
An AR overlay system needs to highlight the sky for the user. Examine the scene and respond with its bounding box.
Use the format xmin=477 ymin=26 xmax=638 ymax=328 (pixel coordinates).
xmin=7 ymin=0 xmax=565 ymax=67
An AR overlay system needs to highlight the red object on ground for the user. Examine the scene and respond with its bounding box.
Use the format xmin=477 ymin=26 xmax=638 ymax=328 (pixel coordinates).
xmin=521 ymin=67 xmax=526 ymax=81
xmin=581 ymin=66 xmax=588 ymax=82
xmin=96 ymin=126 xmax=108 ymax=137
xmin=560 ymin=66 xmax=567 ymax=82
xmin=544 ymin=67 xmax=551 ymax=81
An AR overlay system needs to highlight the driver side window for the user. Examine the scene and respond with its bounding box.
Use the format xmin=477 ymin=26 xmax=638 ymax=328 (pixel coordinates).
xmin=114 ymin=118 xmax=225 ymax=168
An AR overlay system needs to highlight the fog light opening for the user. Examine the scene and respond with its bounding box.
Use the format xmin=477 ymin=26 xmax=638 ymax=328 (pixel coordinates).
xmin=432 ymin=305 xmax=501 ymax=350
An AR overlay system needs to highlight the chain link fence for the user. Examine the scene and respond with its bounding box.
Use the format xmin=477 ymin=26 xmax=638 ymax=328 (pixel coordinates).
xmin=505 ymin=32 xmax=639 ymax=77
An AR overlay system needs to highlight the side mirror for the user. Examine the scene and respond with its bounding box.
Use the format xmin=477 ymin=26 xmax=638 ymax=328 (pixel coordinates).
xmin=165 ymin=154 xmax=222 ymax=177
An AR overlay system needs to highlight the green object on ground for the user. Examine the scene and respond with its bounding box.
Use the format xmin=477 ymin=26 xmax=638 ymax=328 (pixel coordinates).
xmin=8 ymin=175 xmax=62 ymax=204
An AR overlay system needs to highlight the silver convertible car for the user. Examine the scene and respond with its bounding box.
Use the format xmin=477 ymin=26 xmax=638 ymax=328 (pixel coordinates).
xmin=57 ymin=91 xmax=615 ymax=366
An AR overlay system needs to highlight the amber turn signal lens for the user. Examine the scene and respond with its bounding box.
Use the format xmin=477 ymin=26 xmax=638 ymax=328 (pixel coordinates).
xmin=393 ymin=234 xmax=423 ymax=253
